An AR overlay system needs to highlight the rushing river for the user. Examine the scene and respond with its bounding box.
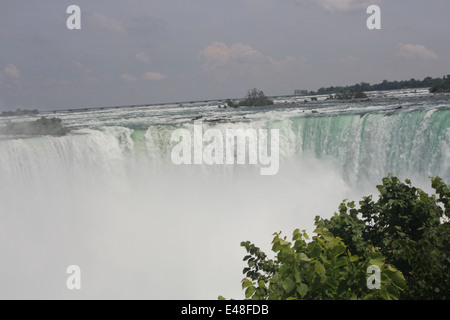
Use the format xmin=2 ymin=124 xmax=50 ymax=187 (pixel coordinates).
xmin=0 ymin=88 xmax=448 ymax=299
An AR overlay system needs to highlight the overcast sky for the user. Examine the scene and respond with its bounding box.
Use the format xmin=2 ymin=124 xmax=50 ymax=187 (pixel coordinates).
xmin=0 ymin=0 xmax=449 ymax=110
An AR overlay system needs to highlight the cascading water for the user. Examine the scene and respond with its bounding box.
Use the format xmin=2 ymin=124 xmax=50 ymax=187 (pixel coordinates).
xmin=0 ymin=90 xmax=448 ymax=299
xmin=284 ymin=108 xmax=449 ymax=186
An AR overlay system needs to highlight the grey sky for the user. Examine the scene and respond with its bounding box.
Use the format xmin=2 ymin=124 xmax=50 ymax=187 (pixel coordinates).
xmin=0 ymin=0 xmax=449 ymax=110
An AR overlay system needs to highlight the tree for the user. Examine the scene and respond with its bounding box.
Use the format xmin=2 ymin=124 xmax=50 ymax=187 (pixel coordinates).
xmin=224 ymin=175 xmax=449 ymax=300
xmin=317 ymin=175 xmax=449 ymax=299
xmin=238 ymin=88 xmax=274 ymax=107
xmin=430 ymin=75 xmax=450 ymax=93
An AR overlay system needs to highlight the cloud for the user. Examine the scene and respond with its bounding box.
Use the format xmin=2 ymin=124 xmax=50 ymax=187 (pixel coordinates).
xmin=198 ymin=41 xmax=308 ymax=74
xmin=86 ymin=13 xmax=128 ymax=33
xmin=199 ymin=41 xmax=307 ymax=68
xmin=197 ymin=42 xmax=309 ymax=95
xmin=296 ymin=0 xmax=382 ymax=13
xmin=142 ymin=72 xmax=166 ymax=81
xmin=326 ymin=55 xmax=359 ymax=64
xmin=0 ymin=64 xmax=21 ymax=87
xmin=135 ymin=53 xmax=151 ymax=64
xmin=71 ymin=61 xmax=92 ymax=74
xmin=4 ymin=64 xmax=20 ymax=79
xmin=396 ymin=43 xmax=438 ymax=60
xmin=120 ymin=73 xmax=138 ymax=83
xmin=70 ymin=61 xmax=98 ymax=84
xmin=199 ymin=42 xmax=267 ymax=68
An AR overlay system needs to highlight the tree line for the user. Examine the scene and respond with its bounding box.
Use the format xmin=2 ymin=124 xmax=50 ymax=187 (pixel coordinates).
xmin=1 ymin=109 xmax=39 ymax=117
xmin=311 ymin=75 xmax=450 ymax=96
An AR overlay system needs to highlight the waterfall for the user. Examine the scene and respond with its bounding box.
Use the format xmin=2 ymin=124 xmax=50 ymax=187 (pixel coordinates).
xmin=0 ymin=101 xmax=448 ymax=299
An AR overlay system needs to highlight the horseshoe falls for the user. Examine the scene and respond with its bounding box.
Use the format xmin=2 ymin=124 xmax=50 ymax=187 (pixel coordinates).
xmin=0 ymin=89 xmax=449 ymax=299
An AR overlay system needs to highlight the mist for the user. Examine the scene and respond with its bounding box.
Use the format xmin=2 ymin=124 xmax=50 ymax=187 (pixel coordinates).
xmin=0 ymin=130 xmax=360 ymax=299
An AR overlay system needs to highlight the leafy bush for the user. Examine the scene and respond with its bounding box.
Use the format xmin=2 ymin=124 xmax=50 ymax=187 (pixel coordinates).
xmin=225 ymin=175 xmax=449 ymax=300
xmin=318 ymin=175 xmax=449 ymax=299
xmin=239 ymin=228 xmax=405 ymax=300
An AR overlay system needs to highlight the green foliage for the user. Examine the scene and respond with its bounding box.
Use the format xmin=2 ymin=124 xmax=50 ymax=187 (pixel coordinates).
xmin=317 ymin=175 xmax=450 ymax=299
xmin=238 ymin=88 xmax=274 ymax=107
xmin=227 ymin=175 xmax=449 ymax=300
xmin=429 ymin=75 xmax=450 ymax=93
xmin=239 ymin=227 xmax=405 ymax=300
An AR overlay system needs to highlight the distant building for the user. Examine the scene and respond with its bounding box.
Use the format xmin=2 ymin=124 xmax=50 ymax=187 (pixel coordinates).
xmin=294 ymin=90 xmax=308 ymax=96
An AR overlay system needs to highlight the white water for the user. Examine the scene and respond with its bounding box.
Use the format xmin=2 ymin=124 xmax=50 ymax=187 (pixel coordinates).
xmin=0 ymin=89 xmax=448 ymax=299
